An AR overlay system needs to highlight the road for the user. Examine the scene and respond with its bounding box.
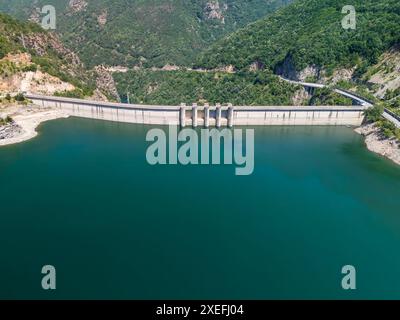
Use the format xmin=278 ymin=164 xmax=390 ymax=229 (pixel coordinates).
xmin=278 ymin=76 xmax=374 ymax=107
xmin=383 ymin=108 xmax=400 ymax=128
xmin=279 ymin=76 xmax=400 ymax=128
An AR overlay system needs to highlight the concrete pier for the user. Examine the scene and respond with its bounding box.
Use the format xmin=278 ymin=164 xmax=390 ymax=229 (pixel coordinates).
xmin=204 ymin=103 xmax=210 ymax=128
xmin=180 ymin=103 xmax=186 ymax=127
xmin=228 ymin=103 xmax=234 ymax=128
xmin=216 ymin=103 xmax=222 ymax=128
xmin=192 ymin=103 xmax=198 ymax=128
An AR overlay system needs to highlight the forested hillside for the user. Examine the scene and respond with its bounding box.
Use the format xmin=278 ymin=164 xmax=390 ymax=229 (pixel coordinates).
xmin=0 ymin=13 xmax=94 ymax=96
xmin=196 ymin=0 xmax=400 ymax=79
xmin=2 ymin=0 xmax=398 ymax=108
xmin=114 ymin=69 xmax=299 ymax=105
xmin=0 ymin=0 xmax=292 ymax=68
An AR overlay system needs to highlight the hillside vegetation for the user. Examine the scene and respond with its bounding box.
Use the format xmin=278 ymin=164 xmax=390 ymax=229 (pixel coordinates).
xmin=0 ymin=13 xmax=94 ymax=97
xmin=0 ymin=0 xmax=293 ymax=68
xmin=114 ymin=69 xmax=299 ymax=105
xmin=1 ymin=1 xmax=398 ymax=109
xmin=196 ymin=0 xmax=400 ymax=78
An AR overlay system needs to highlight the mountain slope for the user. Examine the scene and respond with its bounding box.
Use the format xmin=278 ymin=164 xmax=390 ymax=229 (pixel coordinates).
xmin=0 ymin=0 xmax=292 ymax=68
xmin=0 ymin=13 xmax=122 ymax=100
xmin=114 ymin=69 xmax=300 ymax=105
xmin=196 ymin=0 xmax=400 ymax=80
xmin=0 ymin=13 xmax=96 ymax=96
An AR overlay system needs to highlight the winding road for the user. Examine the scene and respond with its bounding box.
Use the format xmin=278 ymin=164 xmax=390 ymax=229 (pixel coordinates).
xmin=383 ymin=108 xmax=400 ymax=128
xmin=279 ymin=76 xmax=400 ymax=128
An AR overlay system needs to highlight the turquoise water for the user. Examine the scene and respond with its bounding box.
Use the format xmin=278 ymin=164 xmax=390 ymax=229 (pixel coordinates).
xmin=0 ymin=118 xmax=400 ymax=299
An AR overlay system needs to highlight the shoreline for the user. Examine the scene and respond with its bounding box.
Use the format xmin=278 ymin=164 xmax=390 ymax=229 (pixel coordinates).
xmin=355 ymin=123 xmax=400 ymax=166
xmin=1 ymin=106 xmax=399 ymax=167
xmin=0 ymin=107 xmax=70 ymax=147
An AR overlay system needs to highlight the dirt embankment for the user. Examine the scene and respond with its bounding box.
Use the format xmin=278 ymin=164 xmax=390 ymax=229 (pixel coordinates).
xmin=0 ymin=104 xmax=69 ymax=147
xmin=0 ymin=53 xmax=76 ymax=95
xmin=355 ymin=123 xmax=400 ymax=165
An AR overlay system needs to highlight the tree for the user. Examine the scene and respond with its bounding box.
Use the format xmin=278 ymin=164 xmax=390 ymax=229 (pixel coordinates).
xmin=15 ymin=93 xmax=25 ymax=102
xmin=364 ymin=105 xmax=383 ymax=122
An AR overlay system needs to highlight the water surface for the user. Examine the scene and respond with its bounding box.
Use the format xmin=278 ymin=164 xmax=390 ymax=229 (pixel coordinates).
xmin=0 ymin=118 xmax=400 ymax=299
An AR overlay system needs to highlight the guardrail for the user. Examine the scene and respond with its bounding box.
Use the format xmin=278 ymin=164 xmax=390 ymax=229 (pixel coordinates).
xmin=335 ymin=88 xmax=375 ymax=106
xmin=278 ymin=76 xmax=375 ymax=107
xmin=384 ymin=108 xmax=400 ymax=122
xmin=25 ymin=93 xmax=366 ymax=111
xmin=25 ymin=94 xmax=181 ymax=111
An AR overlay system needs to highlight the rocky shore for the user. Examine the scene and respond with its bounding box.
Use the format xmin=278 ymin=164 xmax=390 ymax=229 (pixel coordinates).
xmin=355 ymin=123 xmax=400 ymax=165
xmin=0 ymin=105 xmax=69 ymax=147
xmin=0 ymin=121 xmax=23 ymax=140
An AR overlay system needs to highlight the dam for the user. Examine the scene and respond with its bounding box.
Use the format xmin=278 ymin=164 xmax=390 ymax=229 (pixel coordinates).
xmin=26 ymin=94 xmax=366 ymax=127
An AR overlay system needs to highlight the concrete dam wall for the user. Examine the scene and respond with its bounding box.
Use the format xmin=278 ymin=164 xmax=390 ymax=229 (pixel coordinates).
xmin=27 ymin=94 xmax=366 ymax=127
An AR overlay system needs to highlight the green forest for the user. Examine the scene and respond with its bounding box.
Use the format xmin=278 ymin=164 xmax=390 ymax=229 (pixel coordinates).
xmin=114 ymin=70 xmax=299 ymax=105
xmin=0 ymin=0 xmax=293 ymax=68
xmin=1 ymin=0 xmax=399 ymax=111
xmin=0 ymin=13 xmax=94 ymax=96
xmin=196 ymin=0 xmax=400 ymax=75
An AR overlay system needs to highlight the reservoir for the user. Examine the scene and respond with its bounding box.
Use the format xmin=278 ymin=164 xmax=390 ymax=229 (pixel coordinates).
xmin=0 ymin=117 xmax=400 ymax=299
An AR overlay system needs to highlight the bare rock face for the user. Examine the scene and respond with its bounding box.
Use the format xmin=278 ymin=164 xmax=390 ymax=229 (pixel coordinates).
xmin=367 ymin=45 xmax=400 ymax=98
xmin=275 ymin=54 xmax=321 ymax=82
xmin=20 ymin=32 xmax=82 ymax=68
xmin=291 ymin=87 xmax=311 ymax=105
xmin=162 ymin=64 xmax=180 ymax=71
xmin=94 ymin=65 xmax=121 ymax=102
xmin=2 ymin=53 xmax=32 ymax=66
xmin=146 ymin=84 xmax=159 ymax=95
xmin=249 ymin=61 xmax=265 ymax=72
xmin=216 ymin=65 xmax=235 ymax=73
xmin=28 ymin=7 xmax=41 ymax=24
xmin=69 ymin=0 xmax=88 ymax=13
xmin=297 ymin=65 xmax=321 ymax=82
xmin=204 ymin=1 xmax=227 ymax=23
xmin=97 ymin=10 xmax=108 ymax=27
xmin=355 ymin=123 xmax=400 ymax=165
xmin=0 ymin=70 xmax=76 ymax=96
xmin=90 ymin=89 xmax=109 ymax=102
xmin=329 ymin=68 xmax=354 ymax=84
xmin=0 ymin=53 xmax=76 ymax=95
